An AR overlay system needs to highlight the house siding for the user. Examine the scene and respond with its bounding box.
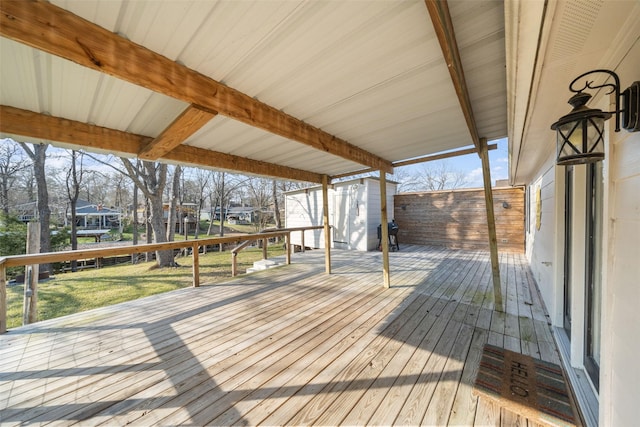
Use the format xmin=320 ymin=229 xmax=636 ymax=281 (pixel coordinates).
xmin=523 ymin=49 xmax=640 ymax=426
xmin=601 ymin=47 xmax=640 ymax=427
xmin=526 ymin=158 xmax=557 ymax=316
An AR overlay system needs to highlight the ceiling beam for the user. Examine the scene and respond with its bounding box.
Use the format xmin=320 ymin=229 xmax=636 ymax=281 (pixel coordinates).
xmin=424 ymin=0 xmax=481 ymax=150
xmin=0 ymin=0 xmax=393 ymax=173
xmin=330 ymin=144 xmax=497 ymax=180
xmin=0 ymin=106 xmax=324 ymax=183
xmin=138 ymin=105 xmax=217 ymax=160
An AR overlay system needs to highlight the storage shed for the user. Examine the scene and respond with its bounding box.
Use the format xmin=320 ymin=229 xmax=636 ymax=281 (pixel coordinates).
xmin=285 ymin=177 xmax=396 ymax=251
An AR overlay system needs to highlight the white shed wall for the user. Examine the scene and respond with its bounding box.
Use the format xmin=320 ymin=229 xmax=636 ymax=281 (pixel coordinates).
xmin=284 ymin=178 xmax=396 ymax=251
xmin=284 ymin=187 xmax=325 ymax=249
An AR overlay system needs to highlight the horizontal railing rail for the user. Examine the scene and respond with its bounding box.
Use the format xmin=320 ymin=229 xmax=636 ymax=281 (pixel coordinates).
xmin=0 ymin=227 xmax=323 ymax=334
xmin=260 ymin=225 xmax=325 ymax=253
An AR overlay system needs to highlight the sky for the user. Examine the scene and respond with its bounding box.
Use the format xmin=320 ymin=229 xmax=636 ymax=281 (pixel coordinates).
xmin=4 ymin=136 xmax=510 ymax=190
xmin=392 ymin=137 xmax=509 ymax=189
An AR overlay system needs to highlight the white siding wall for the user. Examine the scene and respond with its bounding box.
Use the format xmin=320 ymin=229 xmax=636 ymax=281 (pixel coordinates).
xmin=600 ymin=45 xmax=640 ymax=427
xmin=526 ymin=153 xmax=557 ymax=315
xmin=524 ymin=47 xmax=640 ymax=426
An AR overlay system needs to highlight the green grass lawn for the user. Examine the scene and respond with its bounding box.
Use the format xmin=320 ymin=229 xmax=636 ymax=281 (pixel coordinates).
xmin=5 ymin=245 xmax=285 ymax=330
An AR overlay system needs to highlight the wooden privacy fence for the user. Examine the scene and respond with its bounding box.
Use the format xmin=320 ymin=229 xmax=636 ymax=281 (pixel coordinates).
xmin=0 ymin=227 xmax=323 ymax=334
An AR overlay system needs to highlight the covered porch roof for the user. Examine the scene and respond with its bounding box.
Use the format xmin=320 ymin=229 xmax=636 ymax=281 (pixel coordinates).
xmin=0 ymin=0 xmax=507 ymax=182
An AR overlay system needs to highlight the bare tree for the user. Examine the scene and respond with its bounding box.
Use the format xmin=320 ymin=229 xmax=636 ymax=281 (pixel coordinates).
xmin=246 ymin=177 xmax=273 ymax=231
xmin=65 ymin=150 xmax=85 ymax=272
xmin=415 ymin=161 xmax=468 ymax=191
xmin=18 ymin=142 xmax=51 ymax=269
xmin=0 ymin=140 xmax=29 ymax=214
xmin=187 ymin=168 xmax=211 ymax=239
xmin=120 ymin=158 xmax=175 ymax=267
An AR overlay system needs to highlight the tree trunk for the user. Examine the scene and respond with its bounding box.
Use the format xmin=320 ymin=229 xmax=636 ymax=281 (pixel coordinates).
xmin=132 ymin=184 xmax=138 ymax=264
xmin=19 ymin=143 xmax=51 ymax=273
xmin=149 ymin=193 xmax=174 ymax=267
xmin=145 ymin=197 xmax=152 ymax=262
xmin=166 ymin=166 xmax=181 ymax=242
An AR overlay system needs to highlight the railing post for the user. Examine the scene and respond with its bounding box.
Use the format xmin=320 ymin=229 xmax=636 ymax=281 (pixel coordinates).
xmin=262 ymin=237 xmax=267 ymax=259
xmin=301 ymin=230 xmax=305 ymax=253
xmin=231 ymin=252 xmax=238 ymax=277
xmin=192 ymin=243 xmax=200 ymax=288
xmin=286 ymin=232 xmax=291 ymax=265
xmin=1 ymin=263 xmax=6 ymax=334
xmin=23 ymin=222 xmax=40 ymax=325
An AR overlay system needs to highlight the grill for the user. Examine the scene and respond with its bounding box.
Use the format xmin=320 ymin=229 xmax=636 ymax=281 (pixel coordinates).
xmin=377 ymin=220 xmax=399 ymax=251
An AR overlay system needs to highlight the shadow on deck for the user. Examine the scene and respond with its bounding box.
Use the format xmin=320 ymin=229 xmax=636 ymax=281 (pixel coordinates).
xmin=0 ymin=245 xmax=565 ymax=426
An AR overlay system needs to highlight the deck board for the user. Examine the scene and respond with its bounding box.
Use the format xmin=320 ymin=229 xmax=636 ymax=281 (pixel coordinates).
xmin=0 ymin=246 xmax=573 ymax=426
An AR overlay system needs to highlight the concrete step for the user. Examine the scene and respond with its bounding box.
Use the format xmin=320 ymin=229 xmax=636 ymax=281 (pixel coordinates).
xmin=246 ymin=258 xmax=285 ymax=274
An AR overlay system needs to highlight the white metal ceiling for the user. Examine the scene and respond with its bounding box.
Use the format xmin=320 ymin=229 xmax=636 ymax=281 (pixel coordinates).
xmin=0 ymin=0 xmax=508 ymax=180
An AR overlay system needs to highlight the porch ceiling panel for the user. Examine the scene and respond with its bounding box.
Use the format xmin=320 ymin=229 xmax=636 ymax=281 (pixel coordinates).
xmin=1 ymin=0 xmax=508 ymax=182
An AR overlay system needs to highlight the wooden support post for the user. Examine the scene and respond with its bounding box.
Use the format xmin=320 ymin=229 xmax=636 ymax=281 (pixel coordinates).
xmin=231 ymin=252 xmax=238 ymax=277
xmin=479 ymin=137 xmax=503 ymax=312
xmin=286 ymin=233 xmax=291 ymax=265
xmin=322 ymin=175 xmax=331 ymax=274
xmin=380 ymin=172 xmax=391 ymax=288
xmin=192 ymin=243 xmax=200 ymax=288
xmin=262 ymin=238 xmax=267 ymax=260
xmin=301 ymin=230 xmax=305 ymax=253
xmin=23 ymin=222 xmax=40 ymax=325
xmin=0 ymin=263 xmax=6 ymax=334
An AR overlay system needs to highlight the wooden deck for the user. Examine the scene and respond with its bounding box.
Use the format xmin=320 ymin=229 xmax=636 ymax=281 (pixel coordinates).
xmin=0 ymin=245 xmax=563 ymax=426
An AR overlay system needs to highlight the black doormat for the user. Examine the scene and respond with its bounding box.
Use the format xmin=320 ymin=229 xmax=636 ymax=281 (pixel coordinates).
xmin=473 ymin=344 xmax=579 ymax=426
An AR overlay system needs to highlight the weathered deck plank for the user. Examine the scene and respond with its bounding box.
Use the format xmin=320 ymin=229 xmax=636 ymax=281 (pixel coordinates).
xmin=0 ymin=246 xmax=571 ymax=426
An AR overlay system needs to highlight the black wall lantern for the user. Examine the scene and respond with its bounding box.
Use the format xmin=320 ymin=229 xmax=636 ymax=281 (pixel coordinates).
xmin=551 ymin=69 xmax=639 ymax=166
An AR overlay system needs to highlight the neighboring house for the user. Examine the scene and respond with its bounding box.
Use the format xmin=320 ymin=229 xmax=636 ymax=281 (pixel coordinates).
xmin=285 ymin=177 xmax=396 ymax=251
xmin=508 ymin=2 xmax=640 ymax=426
xmin=225 ymin=207 xmax=261 ymax=225
xmin=73 ymin=200 xmax=121 ymax=230
xmin=11 ymin=201 xmax=37 ymax=223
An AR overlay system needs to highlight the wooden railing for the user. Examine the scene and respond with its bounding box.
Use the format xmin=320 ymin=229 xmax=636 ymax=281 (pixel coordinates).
xmin=0 ymin=227 xmax=323 ymax=334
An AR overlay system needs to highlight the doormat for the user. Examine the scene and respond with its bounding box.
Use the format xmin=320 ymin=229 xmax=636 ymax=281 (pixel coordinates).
xmin=473 ymin=344 xmax=579 ymax=426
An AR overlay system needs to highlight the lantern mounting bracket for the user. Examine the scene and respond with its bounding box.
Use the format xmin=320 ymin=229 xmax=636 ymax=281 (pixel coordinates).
xmin=569 ymin=69 xmax=621 ymax=131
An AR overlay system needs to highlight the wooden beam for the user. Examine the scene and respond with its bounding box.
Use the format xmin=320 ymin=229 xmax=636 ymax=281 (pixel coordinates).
xmin=479 ymin=137 xmax=503 ymax=312
xmin=393 ymin=144 xmax=497 ymax=168
xmin=0 ymin=0 xmax=393 ymax=173
xmin=379 ymin=172 xmax=390 ymax=288
xmin=424 ymin=0 xmax=481 ymax=150
xmin=138 ymin=105 xmax=217 ymax=160
xmin=322 ymin=175 xmax=332 ymax=274
xmin=0 ymin=106 xmax=323 ymax=183
xmin=330 ymin=144 xmax=497 ymax=180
